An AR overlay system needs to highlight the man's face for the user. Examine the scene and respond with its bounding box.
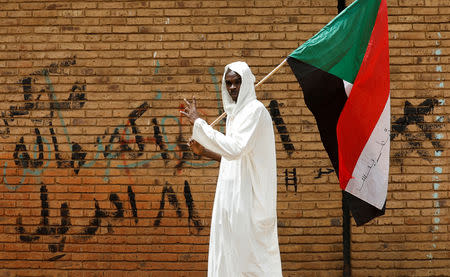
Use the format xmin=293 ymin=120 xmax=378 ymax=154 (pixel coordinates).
xmin=225 ymin=70 xmax=241 ymax=102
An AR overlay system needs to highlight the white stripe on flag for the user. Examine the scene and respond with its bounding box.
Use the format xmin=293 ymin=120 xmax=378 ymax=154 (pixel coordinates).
xmin=344 ymin=96 xmax=390 ymax=210
xmin=343 ymin=80 xmax=353 ymax=97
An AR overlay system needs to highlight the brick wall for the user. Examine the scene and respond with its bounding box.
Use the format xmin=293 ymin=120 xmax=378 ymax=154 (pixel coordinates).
xmin=0 ymin=0 xmax=448 ymax=276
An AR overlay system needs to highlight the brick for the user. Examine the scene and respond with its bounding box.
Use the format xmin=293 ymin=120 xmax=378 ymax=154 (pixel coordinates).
xmin=84 ymin=9 xmax=110 ymax=17
xmin=163 ymin=9 xmax=192 ymax=16
xmin=112 ymin=26 xmax=139 ymax=33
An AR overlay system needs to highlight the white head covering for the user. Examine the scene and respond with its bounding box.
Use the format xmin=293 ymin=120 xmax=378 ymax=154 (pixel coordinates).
xmin=221 ymin=61 xmax=256 ymax=117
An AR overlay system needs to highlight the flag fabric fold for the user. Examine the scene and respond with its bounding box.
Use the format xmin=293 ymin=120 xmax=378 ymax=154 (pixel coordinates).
xmin=287 ymin=0 xmax=390 ymax=226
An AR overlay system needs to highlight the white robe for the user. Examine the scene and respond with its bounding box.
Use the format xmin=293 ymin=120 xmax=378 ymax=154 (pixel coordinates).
xmin=192 ymin=61 xmax=282 ymax=277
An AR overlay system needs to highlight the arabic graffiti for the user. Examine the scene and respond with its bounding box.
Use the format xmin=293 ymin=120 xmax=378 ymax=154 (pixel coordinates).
xmin=15 ymin=180 xmax=201 ymax=260
xmin=4 ymin=59 xmax=208 ymax=260
xmin=315 ymin=168 xmax=335 ymax=179
xmin=284 ymin=168 xmax=298 ymax=192
xmin=2 ymin=58 xmax=87 ymax=188
xmin=16 ymin=185 xmax=70 ymax=261
xmin=5 ymin=59 xmax=301 ymax=262
xmin=390 ymin=99 xmax=444 ymax=164
xmin=360 ymin=128 xmax=390 ymax=190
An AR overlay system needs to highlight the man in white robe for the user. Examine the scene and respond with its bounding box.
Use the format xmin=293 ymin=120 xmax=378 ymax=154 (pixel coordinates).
xmin=181 ymin=61 xmax=282 ymax=277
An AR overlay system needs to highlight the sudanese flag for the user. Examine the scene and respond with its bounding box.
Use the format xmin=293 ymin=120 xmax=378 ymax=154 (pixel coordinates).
xmin=287 ymin=0 xmax=390 ymax=226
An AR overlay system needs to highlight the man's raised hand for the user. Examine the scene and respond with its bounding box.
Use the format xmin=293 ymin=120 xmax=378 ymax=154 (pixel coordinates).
xmin=180 ymin=97 xmax=200 ymax=125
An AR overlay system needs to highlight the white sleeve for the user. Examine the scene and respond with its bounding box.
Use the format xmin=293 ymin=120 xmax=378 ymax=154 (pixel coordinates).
xmin=192 ymin=107 xmax=263 ymax=161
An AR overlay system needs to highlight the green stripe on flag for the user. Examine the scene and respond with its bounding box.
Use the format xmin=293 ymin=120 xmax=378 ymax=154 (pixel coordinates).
xmin=289 ymin=0 xmax=381 ymax=83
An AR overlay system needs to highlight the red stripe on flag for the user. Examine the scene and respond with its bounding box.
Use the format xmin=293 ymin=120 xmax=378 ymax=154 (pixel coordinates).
xmin=337 ymin=0 xmax=390 ymax=189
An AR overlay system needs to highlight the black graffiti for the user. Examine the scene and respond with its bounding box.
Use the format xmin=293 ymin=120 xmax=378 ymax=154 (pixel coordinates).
xmin=109 ymin=193 xmax=124 ymax=218
xmin=71 ymin=142 xmax=87 ymax=174
xmin=16 ymin=185 xmax=70 ymax=261
xmin=4 ymin=58 xmax=211 ymax=176
xmin=16 ymin=184 xmax=141 ymax=260
xmin=268 ymin=100 xmax=295 ymax=156
xmin=13 ymin=128 xmax=44 ymax=168
xmin=82 ymin=191 xmax=137 ymax=236
xmin=315 ymin=168 xmax=335 ymax=179
xmin=47 ymin=202 xmax=70 ymax=257
xmin=7 ymin=94 xmax=208 ymax=178
xmin=12 ymin=124 xmax=87 ymax=174
xmin=82 ymin=199 xmax=108 ymax=236
xmin=0 ymin=111 xmax=11 ymax=138
xmin=8 ymin=77 xmax=34 ymax=117
xmin=16 ymin=218 xmax=38 ymax=242
xmin=9 ymin=78 xmax=34 ymax=116
xmin=47 ymin=81 xmax=87 ymax=110
xmin=31 ymin=57 xmax=76 ymax=76
xmin=48 ymin=115 xmax=69 ymax=168
xmin=57 ymin=203 xmax=70 ymax=235
xmin=48 ymin=254 xmax=66 ymax=261
xmin=128 ymin=185 xmax=138 ymax=223
xmin=175 ymin=135 xmax=192 ymax=171
xmin=125 ymin=101 xmax=149 ymax=157
xmin=5 ymin=58 xmax=89 ymax=175
xmin=8 ymin=99 xmax=205 ymax=178
xmin=8 ymin=100 xmax=151 ymax=176
xmin=154 ymin=183 xmax=182 ymax=226
xmin=8 ymin=60 xmax=84 ymax=120
xmin=16 ymin=181 xmax=203 ymax=259
xmin=184 ymin=180 xmax=203 ymax=233
xmin=152 ymin=118 xmax=169 ymax=162
xmin=50 ymin=123 xmax=87 ymax=172
xmin=103 ymin=109 xmax=201 ymax=174
xmin=284 ymin=168 xmax=298 ymax=192
xmin=154 ymin=181 xmax=203 ymax=232
xmin=390 ymin=99 xmax=443 ymax=163
xmin=67 ymin=83 xmax=87 ymax=110
xmin=104 ymin=102 xmax=150 ymax=160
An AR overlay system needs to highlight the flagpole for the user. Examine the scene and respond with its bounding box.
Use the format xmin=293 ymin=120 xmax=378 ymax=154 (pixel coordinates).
xmin=209 ymin=58 xmax=287 ymax=127
xmin=335 ymin=2 xmax=351 ymax=277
